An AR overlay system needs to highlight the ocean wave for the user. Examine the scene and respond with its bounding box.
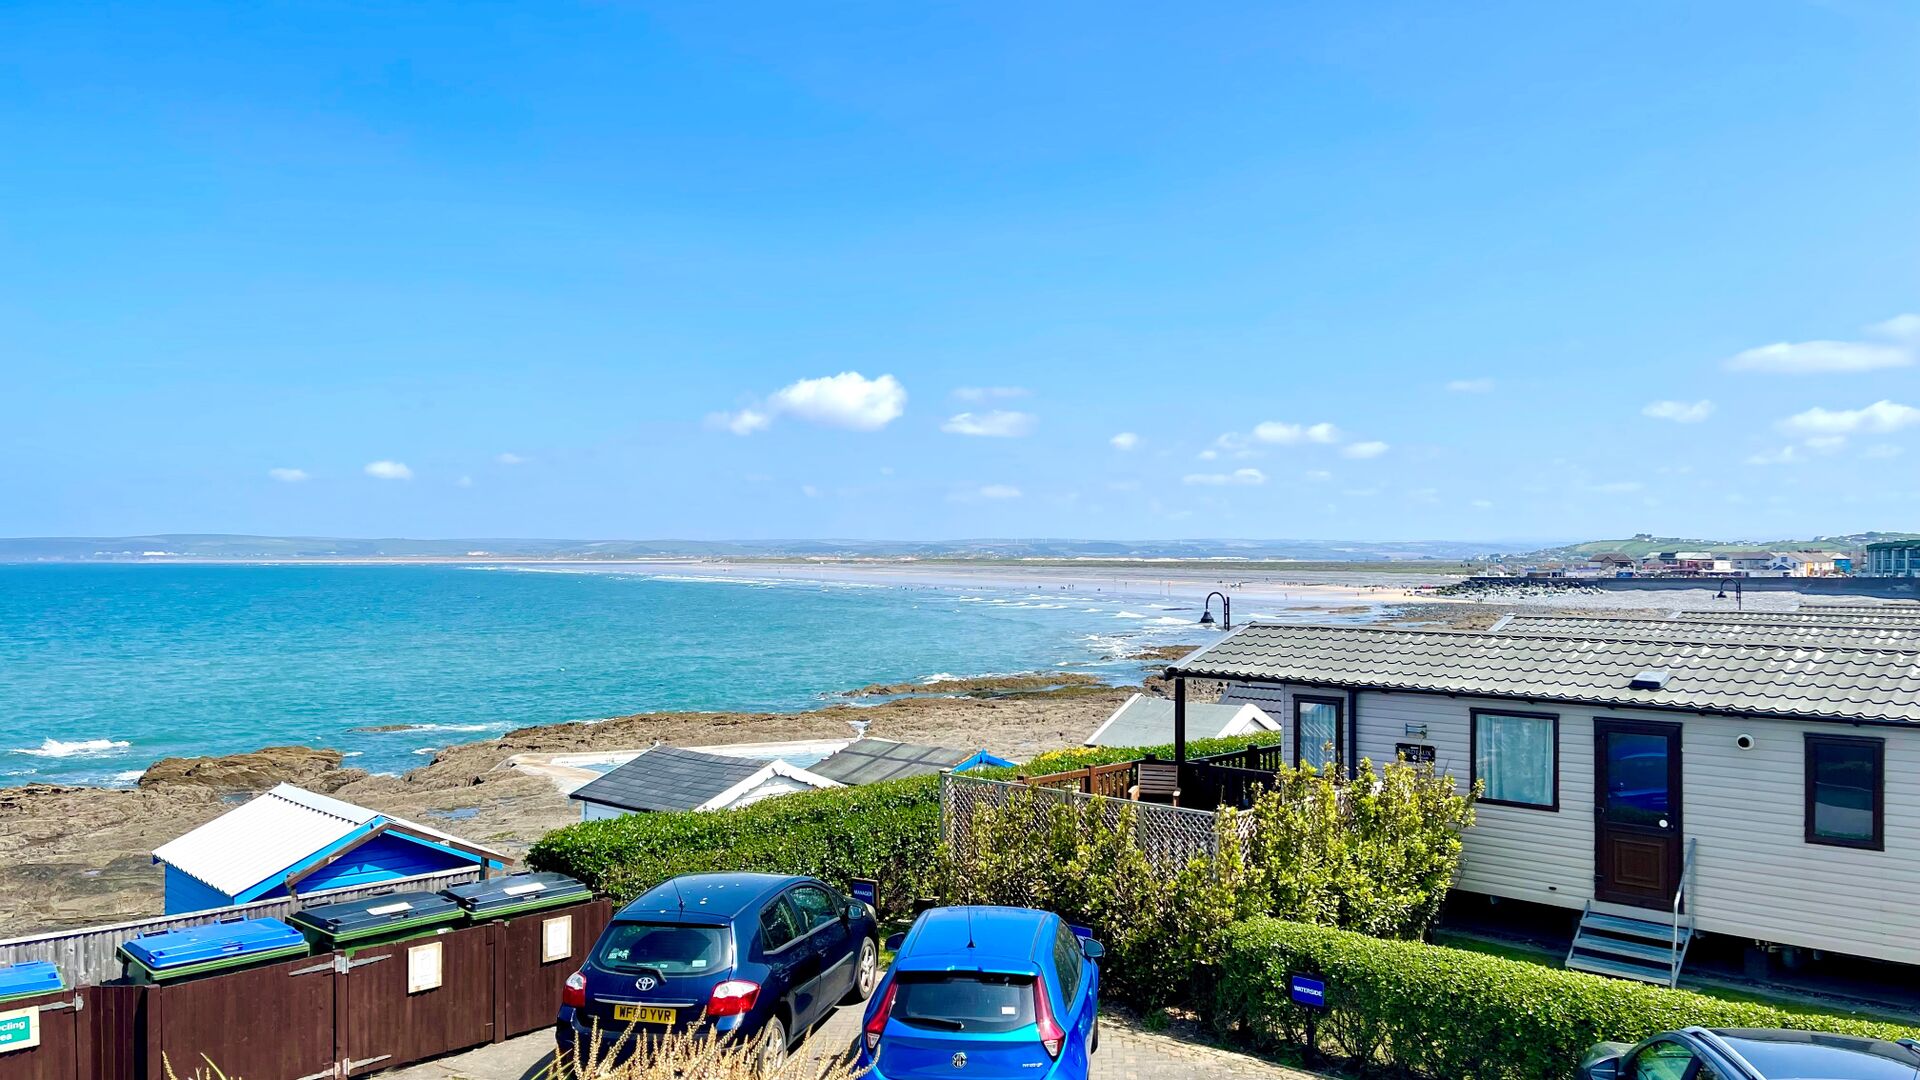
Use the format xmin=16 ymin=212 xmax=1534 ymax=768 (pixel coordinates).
xmin=1113 ymin=611 xmax=1148 ymax=619
xmin=1147 ymin=616 xmax=1191 ymax=626
xmin=13 ymin=737 xmax=131 ymax=759
xmin=921 ymin=672 xmax=959 ymax=684
xmin=109 ymin=770 xmax=145 ymax=784
xmin=412 ymin=746 xmax=441 ymax=756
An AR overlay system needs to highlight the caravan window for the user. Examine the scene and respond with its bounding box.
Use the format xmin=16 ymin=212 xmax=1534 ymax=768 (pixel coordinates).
xmin=1293 ymin=697 xmax=1344 ymax=774
xmin=1806 ymin=734 xmax=1883 ymax=850
xmin=1471 ymin=710 xmax=1558 ymax=810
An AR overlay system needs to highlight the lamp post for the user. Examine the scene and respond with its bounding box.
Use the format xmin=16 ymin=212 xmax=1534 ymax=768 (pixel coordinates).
xmin=1199 ymin=591 xmax=1231 ymax=631
xmin=1715 ymin=577 xmax=1743 ymax=611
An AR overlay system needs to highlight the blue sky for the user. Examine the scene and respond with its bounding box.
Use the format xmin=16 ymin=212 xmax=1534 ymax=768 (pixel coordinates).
xmin=3 ymin=2 xmax=1916 ymax=543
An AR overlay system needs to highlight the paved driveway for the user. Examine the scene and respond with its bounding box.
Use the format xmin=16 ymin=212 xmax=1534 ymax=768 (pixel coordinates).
xmin=384 ymin=1006 xmax=1321 ymax=1080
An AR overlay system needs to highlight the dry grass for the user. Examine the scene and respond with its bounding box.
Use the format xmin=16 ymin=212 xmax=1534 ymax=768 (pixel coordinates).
xmin=556 ymin=1024 xmax=864 ymax=1080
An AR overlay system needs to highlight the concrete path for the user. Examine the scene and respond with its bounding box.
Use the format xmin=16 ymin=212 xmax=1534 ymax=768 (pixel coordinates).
xmin=382 ymin=1005 xmax=1323 ymax=1080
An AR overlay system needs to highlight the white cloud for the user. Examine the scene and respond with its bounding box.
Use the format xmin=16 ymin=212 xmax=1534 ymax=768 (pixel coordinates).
xmin=267 ymin=467 xmax=308 ymax=483
xmin=1341 ymin=441 xmax=1389 ymax=459
xmin=1726 ymin=339 xmax=1909 ymax=374
xmin=1746 ymin=446 xmax=1802 ymax=466
xmin=952 ymin=386 xmax=1030 ymax=402
xmin=1864 ymin=443 xmax=1905 ymax=460
xmin=1109 ymin=432 xmax=1140 ymax=451
xmin=1470 ymin=498 xmax=1494 ymax=509
xmin=495 ymin=452 xmax=527 ymax=465
xmin=714 ymin=372 xmax=906 ymax=434
xmin=1304 ymin=469 xmax=1333 ymax=482
xmin=1593 ymin=481 xmax=1643 ymax=494
xmin=977 ymin=484 xmax=1022 ymax=499
xmin=1183 ymin=468 xmax=1267 ymax=486
xmin=1870 ymin=313 xmax=1920 ymax=343
xmin=1196 ymin=448 xmax=1219 ymax=461
xmin=456 ymin=475 xmax=474 ymax=488
xmin=1642 ymin=399 xmax=1714 ymax=423
xmin=1779 ymin=400 xmax=1920 ymax=436
xmin=941 ymin=410 xmax=1036 ymax=438
xmin=1804 ymin=435 xmax=1847 ymax=453
xmin=801 ymin=484 xmax=821 ymax=498
xmin=1446 ymin=378 xmax=1495 ymax=393
xmin=364 ymin=460 xmax=412 ymax=480
xmin=1253 ymin=421 xmax=1340 ymax=445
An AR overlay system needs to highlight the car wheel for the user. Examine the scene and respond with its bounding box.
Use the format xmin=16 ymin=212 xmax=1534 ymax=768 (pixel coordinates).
xmin=760 ymin=1014 xmax=789 ymax=1077
xmin=844 ymin=937 xmax=879 ymax=1004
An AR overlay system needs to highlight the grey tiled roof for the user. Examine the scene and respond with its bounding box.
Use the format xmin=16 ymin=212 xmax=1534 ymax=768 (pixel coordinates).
xmin=1088 ymin=695 xmax=1271 ymax=748
xmin=1797 ymin=602 xmax=1920 ymax=618
xmin=1672 ymin=610 xmax=1920 ymax=628
xmin=1167 ymin=623 xmax=1920 ymax=723
xmin=569 ymin=746 xmax=772 ymax=812
xmin=809 ymin=739 xmax=975 ymax=785
xmin=1495 ymin=614 xmax=1920 ymax=650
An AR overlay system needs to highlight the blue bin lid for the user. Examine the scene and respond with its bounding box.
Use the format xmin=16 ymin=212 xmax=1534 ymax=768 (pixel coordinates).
xmin=119 ymin=917 xmax=307 ymax=971
xmin=0 ymin=961 xmax=64 ymax=999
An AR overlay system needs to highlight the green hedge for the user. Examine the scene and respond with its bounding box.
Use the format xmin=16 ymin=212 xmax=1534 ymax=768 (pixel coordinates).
xmin=525 ymin=733 xmax=1282 ymax=914
xmin=1212 ymin=917 xmax=1920 ymax=1080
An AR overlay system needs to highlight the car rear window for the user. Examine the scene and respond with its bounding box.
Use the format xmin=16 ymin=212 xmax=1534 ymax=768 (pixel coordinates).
xmin=892 ymin=972 xmax=1036 ymax=1034
xmin=595 ymin=922 xmax=729 ymax=975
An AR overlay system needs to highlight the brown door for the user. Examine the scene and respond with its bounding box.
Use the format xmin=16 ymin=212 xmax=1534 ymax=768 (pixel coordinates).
xmin=1594 ymin=719 xmax=1683 ymax=908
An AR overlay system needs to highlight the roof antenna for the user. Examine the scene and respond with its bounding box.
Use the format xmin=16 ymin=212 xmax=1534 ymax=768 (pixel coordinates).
xmin=966 ymin=907 xmax=976 ymax=949
xmin=671 ymin=878 xmax=687 ymax=912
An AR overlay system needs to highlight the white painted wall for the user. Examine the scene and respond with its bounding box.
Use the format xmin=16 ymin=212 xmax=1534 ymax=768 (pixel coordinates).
xmin=1227 ymin=680 xmax=1920 ymax=966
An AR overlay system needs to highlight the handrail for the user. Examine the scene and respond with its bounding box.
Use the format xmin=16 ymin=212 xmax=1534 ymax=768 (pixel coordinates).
xmin=1670 ymin=837 xmax=1698 ymax=986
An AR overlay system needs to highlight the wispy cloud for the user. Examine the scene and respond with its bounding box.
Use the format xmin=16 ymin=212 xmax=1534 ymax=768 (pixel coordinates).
xmin=1746 ymin=446 xmax=1801 ymax=466
xmin=1446 ymin=378 xmax=1495 ymax=393
xmin=1109 ymin=432 xmax=1139 ymax=451
xmin=1253 ymin=421 xmax=1341 ymax=445
xmin=1183 ymin=468 xmax=1266 ymax=486
xmin=952 ymin=386 xmax=1030 ymax=403
xmin=711 ymin=372 xmax=907 ymax=435
xmin=268 ymin=467 xmax=309 ymax=483
xmin=495 ymin=452 xmax=527 ymax=465
xmin=977 ymin=484 xmax=1022 ymax=499
xmin=1341 ymin=440 xmax=1389 ymax=459
xmin=1593 ymin=480 xmax=1643 ymax=494
xmin=1864 ymin=443 xmax=1905 ymax=460
xmin=1779 ymin=400 xmax=1920 ymax=436
xmin=1470 ymin=498 xmax=1494 ymax=509
xmin=364 ymin=460 xmax=412 ymax=480
xmin=941 ymin=410 xmax=1036 ymax=438
xmin=1642 ymin=399 xmax=1714 ymax=423
xmin=1725 ymin=315 xmax=1917 ymax=374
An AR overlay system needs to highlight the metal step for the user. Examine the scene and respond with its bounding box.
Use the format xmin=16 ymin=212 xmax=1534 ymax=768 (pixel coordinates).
xmin=1567 ymin=953 xmax=1676 ymax=985
xmin=1572 ymin=931 xmax=1683 ymax=966
xmin=1579 ymin=912 xmax=1691 ymax=944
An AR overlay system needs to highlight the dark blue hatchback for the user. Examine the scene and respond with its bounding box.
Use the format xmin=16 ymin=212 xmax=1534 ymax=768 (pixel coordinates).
xmin=559 ymin=872 xmax=880 ymax=1070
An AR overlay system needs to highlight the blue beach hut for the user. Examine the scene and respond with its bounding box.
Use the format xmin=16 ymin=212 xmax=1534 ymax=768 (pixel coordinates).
xmin=151 ymin=783 xmax=509 ymax=914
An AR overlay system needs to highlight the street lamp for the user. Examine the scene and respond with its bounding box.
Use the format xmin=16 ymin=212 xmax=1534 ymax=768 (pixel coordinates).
xmin=1715 ymin=577 xmax=1743 ymax=611
xmin=1200 ymin=591 xmax=1231 ymax=630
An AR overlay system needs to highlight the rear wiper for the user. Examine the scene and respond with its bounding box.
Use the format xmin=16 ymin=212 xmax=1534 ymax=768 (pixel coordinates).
xmin=907 ymin=1017 xmax=967 ymax=1031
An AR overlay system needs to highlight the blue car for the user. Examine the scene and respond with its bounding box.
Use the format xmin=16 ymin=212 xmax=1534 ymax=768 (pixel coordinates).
xmin=859 ymin=906 xmax=1103 ymax=1080
xmin=559 ymin=873 xmax=880 ymax=1071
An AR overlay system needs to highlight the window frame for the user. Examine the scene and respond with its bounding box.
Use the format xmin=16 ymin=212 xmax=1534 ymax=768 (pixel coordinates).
xmin=1469 ymin=708 xmax=1561 ymax=812
xmin=1804 ymin=733 xmax=1885 ymax=851
xmin=1292 ymin=694 xmax=1346 ymax=774
xmin=758 ymin=896 xmax=804 ymax=953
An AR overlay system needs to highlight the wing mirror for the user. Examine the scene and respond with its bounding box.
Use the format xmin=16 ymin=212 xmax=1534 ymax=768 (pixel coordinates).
xmin=1080 ymin=938 xmax=1105 ymax=959
xmin=1576 ymin=1048 xmax=1625 ymax=1080
xmin=885 ymin=932 xmax=906 ymax=951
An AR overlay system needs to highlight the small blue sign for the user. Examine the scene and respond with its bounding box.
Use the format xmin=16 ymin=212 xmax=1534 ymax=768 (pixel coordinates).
xmin=1068 ymin=924 xmax=1093 ymax=940
xmin=1289 ymin=974 xmax=1326 ymax=1009
xmin=849 ymin=879 xmax=879 ymax=909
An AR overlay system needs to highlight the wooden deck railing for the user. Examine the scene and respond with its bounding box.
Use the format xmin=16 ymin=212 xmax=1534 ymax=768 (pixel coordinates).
xmin=1020 ymin=760 xmax=1136 ymax=800
xmin=1017 ymin=742 xmax=1290 ymax=810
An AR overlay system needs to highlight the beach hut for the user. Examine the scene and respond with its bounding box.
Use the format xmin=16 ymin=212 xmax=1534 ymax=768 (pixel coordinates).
xmin=567 ymin=745 xmax=842 ymax=821
xmin=808 ymin=738 xmax=1013 ymax=785
xmin=1084 ymin=692 xmax=1280 ymax=749
xmin=151 ymin=784 xmax=509 ymax=915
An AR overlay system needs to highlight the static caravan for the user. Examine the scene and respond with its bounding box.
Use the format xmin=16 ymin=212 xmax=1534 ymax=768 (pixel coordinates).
xmin=1165 ymin=622 xmax=1920 ymax=985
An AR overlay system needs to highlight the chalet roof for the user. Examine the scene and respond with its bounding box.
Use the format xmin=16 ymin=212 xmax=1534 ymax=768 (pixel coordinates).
xmin=1166 ymin=623 xmax=1920 ymax=724
xmin=1492 ymin=614 xmax=1920 ymax=651
xmin=569 ymin=746 xmax=774 ymax=813
xmin=808 ymin=739 xmax=1006 ymax=785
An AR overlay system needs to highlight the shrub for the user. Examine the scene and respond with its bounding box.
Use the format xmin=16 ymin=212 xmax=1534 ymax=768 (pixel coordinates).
xmin=1212 ymin=917 xmax=1920 ymax=1080
xmin=528 ymin=774 xmax=948 ymax=913
xmin=1244 ymin=756 xmax=1475 ymax=939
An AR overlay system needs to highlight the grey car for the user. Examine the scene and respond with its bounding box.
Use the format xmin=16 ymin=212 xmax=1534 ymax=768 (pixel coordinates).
xmin=1580 ymin=1027 xmax=1920 ymax=1080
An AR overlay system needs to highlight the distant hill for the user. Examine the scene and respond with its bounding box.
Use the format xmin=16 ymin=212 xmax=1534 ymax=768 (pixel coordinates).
xmin=1524 ymin=532 xmax=1920 ymax=561
xmin=0 ymin=534 xmax=1534 ymax=563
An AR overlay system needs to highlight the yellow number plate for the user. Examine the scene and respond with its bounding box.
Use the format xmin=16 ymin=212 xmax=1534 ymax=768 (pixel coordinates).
xmin=613 ymin=1005 xmax=676 ymax=1025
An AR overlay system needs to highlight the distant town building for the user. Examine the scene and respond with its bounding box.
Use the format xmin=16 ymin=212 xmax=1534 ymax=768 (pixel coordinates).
xmin=1866 ymin=540 xmax=1920 ymax=577
xmin=1771 ymin=551 xmax=1848 ymax=577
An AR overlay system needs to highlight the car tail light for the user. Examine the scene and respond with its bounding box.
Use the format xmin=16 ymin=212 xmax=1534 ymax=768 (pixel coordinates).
xmin=864 ymin=979 xmax=897 ymax=1052
xmin=1032 ymin=980 xmax=1064 ymax=1059
xmin=708 ymin=979 xmax=761 ymax=1018
xmin=562 ymin=971 xmax=588 ymax=1009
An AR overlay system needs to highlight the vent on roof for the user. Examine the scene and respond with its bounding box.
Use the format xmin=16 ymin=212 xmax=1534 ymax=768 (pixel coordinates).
xmin=1629 ymin=669 xmax=1670 ymax=691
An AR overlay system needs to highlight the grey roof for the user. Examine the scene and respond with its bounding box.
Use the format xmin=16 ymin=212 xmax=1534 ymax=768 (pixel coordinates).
xmin=809 ymin=739 xmax=976 ymax=785
xmin=1674 ymin=610 xmax=1920 ymax=627
xmin=1167 ymin=623 xmax=1920 ymax=724
xmin=569 ymin=745 xmax=773 ymax=812
xmin=1087 ymin=694 xmax=1275 ymax=748
xmin=1799 ymin=602 xmax=1920 ymax=617
xmin=1495 ymin=614 xmax=1920 ymax=650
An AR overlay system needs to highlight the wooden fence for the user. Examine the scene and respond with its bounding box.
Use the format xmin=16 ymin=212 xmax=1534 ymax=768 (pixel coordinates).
xmin=0 ymin=867 xmax=485 ymax=990
xmin=0 ymin=899 xmax=610 ymax=1080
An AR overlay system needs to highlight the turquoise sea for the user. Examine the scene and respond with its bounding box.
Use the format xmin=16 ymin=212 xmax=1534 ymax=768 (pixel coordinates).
xmin=0 ymin=563 xmax=1263 ymax=787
